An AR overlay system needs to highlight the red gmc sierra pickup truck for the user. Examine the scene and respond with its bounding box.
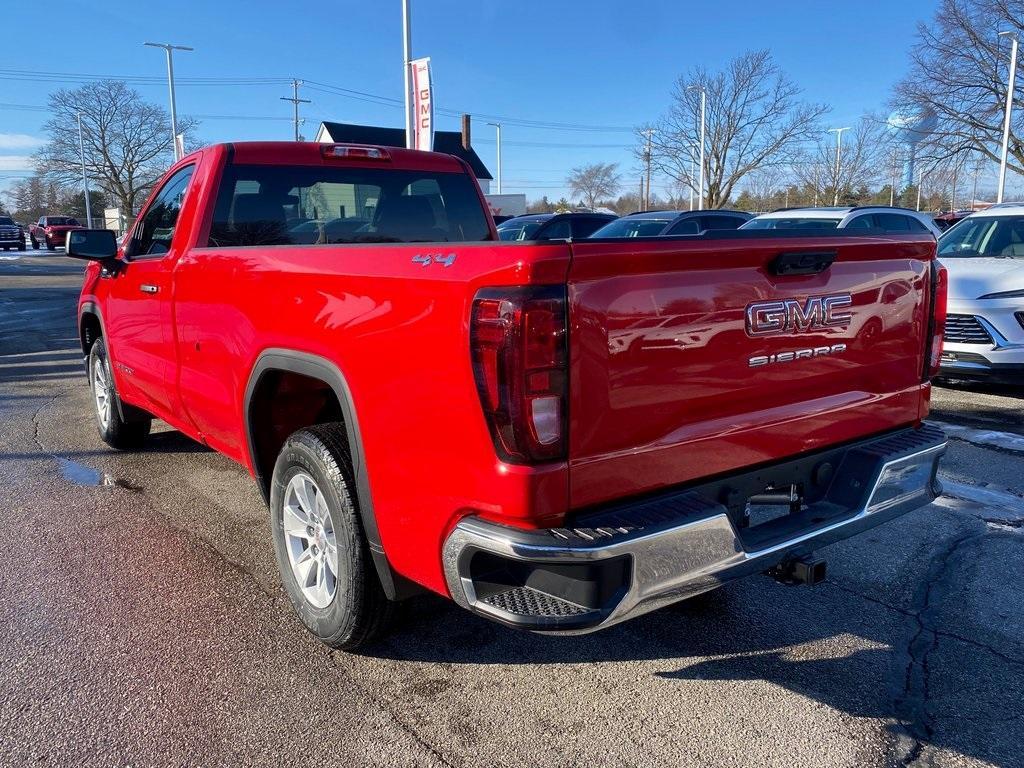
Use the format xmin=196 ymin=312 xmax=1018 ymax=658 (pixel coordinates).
xmin=71 ymin=141 xmax=948 ymax=650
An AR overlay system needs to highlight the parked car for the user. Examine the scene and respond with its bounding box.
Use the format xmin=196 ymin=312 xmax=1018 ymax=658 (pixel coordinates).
xmin=0 ymin=216 xmax=26 ymax=251
xmin=936 ymin=203 xmax=1024 ymax=383
xmin=589 ymin=209 xmax=752 ymax=238
xmin=496 ymin=212 xmax=615 ymax=241
xmin=71 ymin=141 xmax=946 ymax=651
xmin=740 ymin=206 xmax=943 ymax=238
xmin=933 ymin=209 xmax=977 ymax=231
xmin=30 ymin=216 xmax=86 ymax=251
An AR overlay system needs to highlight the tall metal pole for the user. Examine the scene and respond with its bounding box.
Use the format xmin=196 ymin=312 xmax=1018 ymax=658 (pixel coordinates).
xmin=890 ymin=151 xmax=898 ymax=207
xmin=917 ymin=168 xmax=925 ymax=211
xmin=487 ymin=123 xmax=502 ymax=193
xmin=685 ymin=88 xmax=707 ymax=210
xmin=77 ymin=112 xmax=91 ymax=227
xmin=642 ymin=128 xmax=655 ymax=212
xmin=688 ymin=145 xmax=695 ymax=211
xmin=997 ymin=31 xmax=1018 ymax=203
xmin=828 ymin=127 xmax=851 ymax=206
xmin=280 ymin=80 xmax=311 ymax=141
xmin=402 ymin=0 xmax=413 ymax=149
xmin=144 ymin=42 xmax=193 ymax=161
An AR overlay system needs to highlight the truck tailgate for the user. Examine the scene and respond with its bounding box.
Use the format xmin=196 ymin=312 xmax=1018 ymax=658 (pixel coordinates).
xmin=566 ymin=234 xmax=935 ymax=509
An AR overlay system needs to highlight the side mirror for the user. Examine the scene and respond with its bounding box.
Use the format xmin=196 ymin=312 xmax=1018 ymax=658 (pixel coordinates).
xmin=66 ymin=229 xmax=118 ymax=262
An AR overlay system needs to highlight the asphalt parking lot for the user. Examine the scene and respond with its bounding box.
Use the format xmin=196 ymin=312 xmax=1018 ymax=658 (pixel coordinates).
xmin=1 ymin=253 xmax=1022 ymax=768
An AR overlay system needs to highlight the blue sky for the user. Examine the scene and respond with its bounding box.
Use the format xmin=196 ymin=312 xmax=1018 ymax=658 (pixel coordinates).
xmin=1 ymin=0 xmax=944 ymax=203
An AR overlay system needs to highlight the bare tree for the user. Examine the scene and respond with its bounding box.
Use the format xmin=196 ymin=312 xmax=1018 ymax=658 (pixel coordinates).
xmin=792 ymin=117 xmax=891 ymax=205
xmin=643 ymin=50 xmax=828 ymax=208
xmin=893 ymin=0 xmax=1024 ymax=173
xmin=567 ymin=162 xmax=621 ymax=209
xmin=35 ymin=80 xmax=199 ymax=215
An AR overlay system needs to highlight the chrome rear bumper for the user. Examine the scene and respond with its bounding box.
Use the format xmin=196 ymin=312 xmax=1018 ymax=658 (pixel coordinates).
xmin=442 ymin=425 xmax=946 ymax=633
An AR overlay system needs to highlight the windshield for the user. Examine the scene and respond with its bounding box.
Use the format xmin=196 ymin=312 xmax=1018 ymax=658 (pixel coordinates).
xmin=937 ymin=216 xmax=1024 ymax=258
xmin=0 ymin=217 xmax=14 ymax=226
xmin=740 ymin=217 xmax=842 ymax=230
xmin=590 ymin=218 xmax=672 ymax=238
xmin=497 ymin=221 xmax=545 ymax=241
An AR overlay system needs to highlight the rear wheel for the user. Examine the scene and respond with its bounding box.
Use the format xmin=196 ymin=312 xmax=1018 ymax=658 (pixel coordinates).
xmin=89 ymin=337 xmax=151 ymax=449
xmin=270 ymin=424 xmax=394 ymax=650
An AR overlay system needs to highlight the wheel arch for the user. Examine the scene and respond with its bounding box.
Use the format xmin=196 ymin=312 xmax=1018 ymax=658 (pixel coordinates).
xmin=243 ymin=349 xmax=408 ymax=600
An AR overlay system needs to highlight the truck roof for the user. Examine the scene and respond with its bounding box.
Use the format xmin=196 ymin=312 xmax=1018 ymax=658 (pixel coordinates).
xmin=206 ymin=141 xmax=471 ymax=174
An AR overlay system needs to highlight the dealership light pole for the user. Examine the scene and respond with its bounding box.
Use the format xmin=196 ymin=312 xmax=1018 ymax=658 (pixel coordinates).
xmin=280 ymin=79 xmax=311 ymax=142
xmin=689 ymin=144 xmax=696 ymax=211
xmin=77 ymin=112 xmax=91 ymax=227
xmin=827 ymin=127 xmax=851 ymax=206
xmin=641 ymin=128 xmax=655 ymax=211
xmin=917 ymin=168 xmax=926 ymax=211
xmin=144 ymin=42 xmax=193 ymax=161
xmin=487 ymin=122 xmax=502 ymax=193
xmin=997 ymin=31 xmax=1018 ymax=203
xmin=688 ymin=86 xmax=706 ymax=209
xmin=402 ymin=0 xmax=413 ymax=148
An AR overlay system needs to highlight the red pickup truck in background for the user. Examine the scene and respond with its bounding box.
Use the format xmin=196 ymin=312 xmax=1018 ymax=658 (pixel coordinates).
xmin=30 ymin=215 xmax=86 ymax=251
xmin=70 ymin=141 xmax=948 ymax=650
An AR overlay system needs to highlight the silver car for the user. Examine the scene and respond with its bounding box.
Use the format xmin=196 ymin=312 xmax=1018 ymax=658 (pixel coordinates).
xmin=938 ymin=203 xmax=1024 ymax=383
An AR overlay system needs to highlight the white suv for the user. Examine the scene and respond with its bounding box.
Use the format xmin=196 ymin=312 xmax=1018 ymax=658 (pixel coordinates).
xmin=740 ymin=206 xmax=944 ymax=238
xmin=937 ymin=203 xmax=1024 ymax=383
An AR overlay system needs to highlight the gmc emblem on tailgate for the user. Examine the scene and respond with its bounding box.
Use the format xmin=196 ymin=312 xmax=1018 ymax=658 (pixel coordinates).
xmin=745 ymin=294 xmax=853 ymax=337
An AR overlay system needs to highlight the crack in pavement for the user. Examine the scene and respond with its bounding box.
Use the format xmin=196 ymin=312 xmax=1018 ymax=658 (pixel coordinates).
xmin=893 ymin=527 xmax=988 ymax=766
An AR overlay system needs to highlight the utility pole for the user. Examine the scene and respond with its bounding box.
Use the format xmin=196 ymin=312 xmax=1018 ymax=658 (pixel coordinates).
xmin=144 ymin=42 xmax=193 ymax=161
xmin=487 ymin=122 xmax=502 ymax=193
xmin=950 ymin=159 xmax=959 ymax=212
xmin=77 ymin=112 xmax=91 ymax=227
xmin=688 ymin=86 xmax=707 ymax=209
xmin=402 ymin=0 xmax=413 ymax=149
xmin=280 ymin=80 xmax=311 ymax=142
xmin=890 ymin=150 xmax=898 ymax=207
xmin=998 ymin=31 xmax=1018 ymax=203
xmin=639 ymin=178 xmax=644 ymax=211
xmin=642 ymin=128 xmax=655 ymax=212
xmin=917 ymin=168 xmax=926 ymax=211
xmin=827 ymin=127 xmax=851 ymax=206
xmin=688 ymin=145 xmax=695 ymax=211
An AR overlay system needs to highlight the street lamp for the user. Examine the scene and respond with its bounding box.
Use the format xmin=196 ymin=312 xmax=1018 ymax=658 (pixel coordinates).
xmin=402 ymin=0 xmax=413 ymax=149
xmin=77 ymin=112 xmax=91 ymax=227
xmin=144 ymin=42 xmax=193 ymax=161
xmin=997 ymin=31 xmax=1018 ymax=204
xmin=827 ymin=127 xmax=851 ymax=206
xmin=487 ymin=122 xmax=502 ymax=194
xmin=687 ymin=85 xmax=706 ymax=210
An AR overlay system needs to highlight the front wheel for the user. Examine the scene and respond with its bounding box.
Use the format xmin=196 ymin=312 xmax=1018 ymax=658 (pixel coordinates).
xmin=89 ymin=338 xmax=151 ymax=450
xmin=30 ymin=237 xmax=38 ymax=250
xmin=270 ymin=424 xmax=394 ymax=650
xmin=46 ymin=240 xmax=55 ymax=252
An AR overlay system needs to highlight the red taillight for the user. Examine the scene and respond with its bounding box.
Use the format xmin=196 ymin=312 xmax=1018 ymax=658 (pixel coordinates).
xmin=925 ymin=261 xmax=948 ymax=379
xmin=470 ymin=286 xmax=568 ymax=464
xmin=320 ymin=144 xmax=390 ymax=161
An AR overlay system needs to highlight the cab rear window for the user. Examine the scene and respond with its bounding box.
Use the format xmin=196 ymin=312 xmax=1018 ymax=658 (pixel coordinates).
xmin=207 ymin=164 xmax=492 ymax=247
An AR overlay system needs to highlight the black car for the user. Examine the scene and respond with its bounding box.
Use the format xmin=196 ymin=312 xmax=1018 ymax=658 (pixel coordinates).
xmin=496 ymin=212 xmax=616 ymax=241
xmin=0 ymin=216 xmax=26 ymax=252
xmin=588 ymin=209 xmax=752 ymax=238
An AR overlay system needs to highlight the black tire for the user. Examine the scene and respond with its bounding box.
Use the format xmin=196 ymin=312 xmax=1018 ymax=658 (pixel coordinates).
xmin=88 ymin=337 xmax=151 ymax=450
xmin=17 ymin=243 xmax=26 ymax=252
xmin=46 ymin=240 xmax=55 ymax=252
xmin=270 ymin=424 xmax=394 ymax=650
xmin=30 ymin=237 xmax=38 ymax=250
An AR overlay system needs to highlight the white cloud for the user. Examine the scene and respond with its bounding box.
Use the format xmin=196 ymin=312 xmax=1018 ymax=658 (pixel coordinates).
xmin=0 ymin=155 xmax=35 ymax=171
xmin=0 ymin=133 xmax=44 ymax=151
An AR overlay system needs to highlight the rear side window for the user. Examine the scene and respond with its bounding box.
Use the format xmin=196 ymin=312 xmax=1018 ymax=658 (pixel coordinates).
xmin=538 ymin=219 xmax=572 ymax=240
xmin=875 ymin=213 xmax=911 ymax=232
xmin=701 ymin=215 xmax=747 ymax=231
xmin=665 ymin=219 xmax=700 ymax=235
xmin=207 ymin=164 xmax=491 ymax=246
xmin=844 ymin=214 xmax=875 ymax=229
xmin=571 ymin=217 xmax=611 ymax=238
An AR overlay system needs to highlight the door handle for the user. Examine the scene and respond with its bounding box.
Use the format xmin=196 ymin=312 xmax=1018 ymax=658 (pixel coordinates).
xmin=139 ymin=284 xmax=159 ymax=294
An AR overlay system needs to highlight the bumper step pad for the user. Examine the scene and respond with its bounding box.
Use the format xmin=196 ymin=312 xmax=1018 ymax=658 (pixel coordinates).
xmin=481 ymin=586 xmax=590 ymax=618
